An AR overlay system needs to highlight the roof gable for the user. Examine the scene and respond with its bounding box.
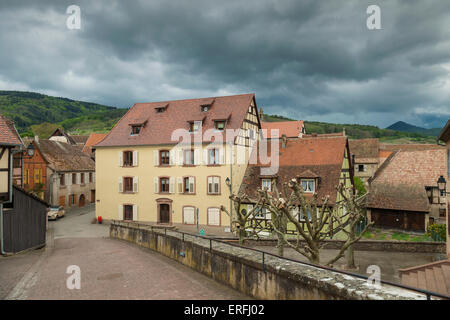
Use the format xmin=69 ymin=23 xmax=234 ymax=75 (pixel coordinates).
xmin=261 ymin=120 xmax=304 ymax=139
xmin=0 ymin=115 xmax=23 ymax=146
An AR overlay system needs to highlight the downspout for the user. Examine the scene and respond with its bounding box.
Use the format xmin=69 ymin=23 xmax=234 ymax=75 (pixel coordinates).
xmin=230 ymin=147 xmax=233 ymax=233
xmin=1 ymin=203 xmax=5 ymax=255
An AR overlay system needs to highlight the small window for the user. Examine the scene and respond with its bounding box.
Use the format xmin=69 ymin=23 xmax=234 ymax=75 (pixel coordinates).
xmin=208 ymin=149 xmax=219 ymax=165
xmin=439 ymin=209 xmax=446 ymax=218
xmin=123 ymin=151 xmax=133 ymax=166
xmin=156 ymin=107 xmax=165 ymax=113
xmin=184 ymin=149 xmax=195 ymax=165
xmin=60 ymin=174 xmax=65 ymax=186
xmin=131 ymin=125 xmax=142 ymax=135
xmin=299 ymin=207 xmax=312 ymax=221
xmin=215 ymin=121 xmax=225 ymax=131
xmin=160 ymin=150 xmax=170 ymax=165
xmin=201 ymin=105 xmax=209 ymax=112
xmin=160 ymin=178 xmax=170 ymax=193
xmin=123 ymin=177 xmax=133 ymax=192
xmin=183 ymin=177 xmax=195 ymax=194
xmin=358 ymin=164 xmax=365 ymax=172
xmin=80 ymin=173 xmax=85 ymax=184
xmin=208 ymin=176 xmax=220 ymax=194
xmin=89 ymin=173 xmax=93 ymax=183
xmin=261 ymin=179 xmax=272 ymax=192
xmin=189 ymin=121 xmax=202 ymax=133
xmin=72 ymin=173 xmax=77 ymax=185
xmin=301 ymin=179 xmax=315 ymax=193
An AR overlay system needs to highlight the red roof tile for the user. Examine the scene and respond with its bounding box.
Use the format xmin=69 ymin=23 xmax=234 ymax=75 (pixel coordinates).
xmin=82 ymin=133 xmax=107 ymax=154
xmin=0 ymin=115 xmax=22 ymax=146
xmin=261 ymin=121 xmax=304 ymax=139
xmin=96 ymin=93 xmax=257 ymax=147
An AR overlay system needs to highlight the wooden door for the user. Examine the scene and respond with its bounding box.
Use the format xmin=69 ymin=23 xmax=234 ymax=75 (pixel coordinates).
xmin=183 ymin=206 xmax=195 ymax=225
xmin=79 ymin=194 xmax=85 ymax=207
xmin=160 ymin=204 xmax=170 ymax=224
xmin=90 ymin=190 xmax=95 ymax=203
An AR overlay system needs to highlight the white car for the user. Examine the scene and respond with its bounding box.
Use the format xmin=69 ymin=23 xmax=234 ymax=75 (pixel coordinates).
xmin=48 ymin=206 xmax=65 ymax=220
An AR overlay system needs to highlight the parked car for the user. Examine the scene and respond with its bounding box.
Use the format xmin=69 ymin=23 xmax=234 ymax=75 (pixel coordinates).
xmin=48 ymin=206 xmax=65 ymax=220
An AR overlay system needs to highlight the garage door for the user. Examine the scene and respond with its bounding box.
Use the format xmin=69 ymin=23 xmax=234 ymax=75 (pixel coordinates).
xmin=183 ymin=206 xmax=195 ymax=225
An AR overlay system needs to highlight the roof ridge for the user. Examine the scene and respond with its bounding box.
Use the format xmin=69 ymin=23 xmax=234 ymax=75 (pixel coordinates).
xmin=133 ymin=93 xmax=254 ymax=105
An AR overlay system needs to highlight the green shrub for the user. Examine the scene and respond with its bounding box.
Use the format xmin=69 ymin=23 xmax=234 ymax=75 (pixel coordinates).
xmin=426 ymin=224 xmax=446 ymax=242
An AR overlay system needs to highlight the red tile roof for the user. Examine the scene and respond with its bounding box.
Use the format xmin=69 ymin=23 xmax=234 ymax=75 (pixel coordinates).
xmin=261 ymin=121 xmax=304 ymax=139
xmin=96 ymin=93 xmax=257 ymax=147
xmin=379 ymin=143 xmax=444 ymax=152
xmin=82 ymin=133 xmax=107 ymax=154
xmin=399 ymin=260 xmax=450 ymax=297
xmin=239 ymin=136 xmax=349 ymax=205
xmin=0 ymin=115 xmax=22 ymax=146
xmin=367 ymin=149 xmax=446 ymax=212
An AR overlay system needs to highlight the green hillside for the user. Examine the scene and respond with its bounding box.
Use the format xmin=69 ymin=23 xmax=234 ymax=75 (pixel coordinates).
xmin=0 ymin=91 xmax=127 ymax=136
xmin=263 ymin=114 xmax=437 ymax=143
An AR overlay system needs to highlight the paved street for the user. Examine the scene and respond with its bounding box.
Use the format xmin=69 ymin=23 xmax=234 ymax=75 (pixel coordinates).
xmin=0 ymin=205 xmax=250 ymax=300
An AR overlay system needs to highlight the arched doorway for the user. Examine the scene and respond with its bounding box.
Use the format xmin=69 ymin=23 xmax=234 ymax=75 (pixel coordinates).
xmin=79 ymin=194 xmax=86 ymax=207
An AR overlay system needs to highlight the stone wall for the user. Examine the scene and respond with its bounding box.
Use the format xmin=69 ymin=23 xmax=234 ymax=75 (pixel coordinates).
xmin=110 ymin=222 xmax=429 ymax=300
xmin=244 ymin=239 xmax=446 ymax=254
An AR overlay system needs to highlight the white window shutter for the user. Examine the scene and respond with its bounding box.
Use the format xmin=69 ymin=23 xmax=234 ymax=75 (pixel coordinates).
xmin=133 ymin=176 xmax=138 ymax=193
xmin=67 ymin=173 xmax=71 ymax=186
xmin=169 ymin=177 xmax=175 ymax=194
xmin=119 ymin=152 xmax=123 ymax=167
xmin=93 ymin=173 xmax=96 ymax=183
xmin=189 ymin=177 xmax=195 ymax=193
xmin=154 ymin=177 xmax=159 ymax=193
xmin=133 ymin=151 xmax=138 ymax=166
xmin=178 ymin=149 xmax=184 ymax=165
xmin=154 ymin=150 xmax=159 ymax=166
xmin=118 ymin=205 xmax=123 ymax=220
xmin=118 ymin=177 xmax=123 ymax=193
xmin=177 ymin=177 xmax=183 ymax=193
xmin=77 ymin=173 xmax=81 ymax=184
xmin=133 ymin=205 xmax=138 ymax=221
xmin=169 ymin=149 xmax=175 ymax=165
xmin=203 ymin=149 xmax=208 ymax=165
xmin=219 ymin=148 xmax=224 ymax=164
xmin=194 ymin=149 xmax=200 ymax=165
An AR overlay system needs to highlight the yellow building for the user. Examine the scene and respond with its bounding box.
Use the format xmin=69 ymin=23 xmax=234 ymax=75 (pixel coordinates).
xmin=94 ymin=94 xmax=261 ymax=234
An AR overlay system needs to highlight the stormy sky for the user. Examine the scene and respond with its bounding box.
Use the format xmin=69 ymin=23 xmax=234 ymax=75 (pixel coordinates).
xmin=0 ymin=0 xmax=449 ymax=128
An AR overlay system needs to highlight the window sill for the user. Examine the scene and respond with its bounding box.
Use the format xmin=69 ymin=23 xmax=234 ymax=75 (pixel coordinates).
xmin=182 ymin=164 xmax=196 ymax=167
xmin=207 ymin=164 xmax=222 ymax=167
xmin=121 ymin=191 xmax=136 ymax=194
xmin=207 ymin=193 xmax=221 ymax=196
xmin=158 ymin=164 xmax=172 ymax=167
xmin=182 ymin=192 xmax=196 ymax=195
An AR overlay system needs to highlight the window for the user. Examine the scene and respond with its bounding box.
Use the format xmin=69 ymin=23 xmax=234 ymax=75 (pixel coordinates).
xmin=215 ymin=121 xmax=225 ymax=131
xmin=261 ymin=179 xmax=272 ymax=192
xmin=255 ymin=207 xmax=266 ymax=219
xmin=183 ymin=206 xmax=195 ymax=225
xmin=160 ymin=178 xmax=169 ymax=193
xmin=299 ymin=207 xmax=312 ymax=221
xmin=301 ymin=179 xmax=315 ymax=192
xmin=123 ymin=177 xmax=133 ymax=192
xmin=207 ymin=207 xmax=220 ymax=226
xmin=80 ymin=173 xmax=85 ymax=184
xmin=124 ymin=205 xmax=133 ymax=220
xmin=60 ymin=174 xmax=65 ymax=186
xmin=201 ymin=105 xmax=209 ymax=112
xmin=189 ymin=121 xmax=202 ymax=133
xmin=123 ymin=151 xmax=133 ymax=166
xmin=208 ymin=176 xmax=220 ymax=194
xmin=184 ymin=149 xmax=195 ymax=165
xmin=358 ymin=164 xmax=365 ymax=172
xmin=160 ymin=150 xmax=170 ymax=165
xmin=156 ymin=107 xmax=166 ymax=113
xmin=69 ymin=194 xmax=76 ymax=206
xmin=131 ymin=125 xmax=142 ymax=135
xmin=34 ymin=168 xmax=42 ymax=184
xmin=89 ymin=173 xmax=93 ymax=183
xmin=183 ymin=177 xmax=195 ymax=194
xmin=208 ymin=149 xmax=219 ymax=165
xmin=72 ymin=173 xmax=77 ymax=185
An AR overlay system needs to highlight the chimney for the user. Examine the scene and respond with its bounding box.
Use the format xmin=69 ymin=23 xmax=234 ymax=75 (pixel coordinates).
xmin=281 ymin=134 xmax=287 ymax=149
xmin=259 ymin=108 xmax=264 ymax=121
xmin=34 ymin=135 xmax=39 ymax=144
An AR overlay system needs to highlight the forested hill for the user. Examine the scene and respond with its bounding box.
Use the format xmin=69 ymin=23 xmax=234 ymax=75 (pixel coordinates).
xmin=0 ymin=91 xmax=127 ymax=136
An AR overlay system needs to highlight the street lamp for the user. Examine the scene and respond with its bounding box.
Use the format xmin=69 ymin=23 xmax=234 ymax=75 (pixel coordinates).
xmin=437 ymin=175 xmax=448 ymax=195
xmin=225 ymin=177 xmax=231 ymax=188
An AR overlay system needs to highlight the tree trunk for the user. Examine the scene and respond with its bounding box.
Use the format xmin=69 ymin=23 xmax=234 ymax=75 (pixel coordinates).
xmin=346 ymin=226 xmax=356 ymax=269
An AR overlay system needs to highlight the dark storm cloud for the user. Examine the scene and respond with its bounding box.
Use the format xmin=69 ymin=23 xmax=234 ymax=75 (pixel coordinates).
xmin=0 ymin=0 xmax=449 ymax=128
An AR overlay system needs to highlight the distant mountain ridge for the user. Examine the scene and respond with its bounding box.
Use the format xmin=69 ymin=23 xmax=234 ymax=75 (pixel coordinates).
xmin=386 ymin=121 xmax=441 ymax=136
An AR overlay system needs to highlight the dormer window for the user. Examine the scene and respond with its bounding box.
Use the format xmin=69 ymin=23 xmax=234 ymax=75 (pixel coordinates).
xmin=201 ymin=105 xmax=210 ymax=112
xmin=189 ymin=121 xmax=202 ymax=133
xmin=301 ymin=179 xmax=315 ymax=193
xmin=131 ymin=125 xmax=142 ymax=135
xmin=156 ymin=108 xmax=165 ymax=113
xmin=215 ymin=120 xmax=225 ymax=131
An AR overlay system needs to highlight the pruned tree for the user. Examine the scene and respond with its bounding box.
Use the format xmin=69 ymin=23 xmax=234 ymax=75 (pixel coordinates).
xmin=259 ymin=178 xmax=372 ymax=267
xmin=220 ymin=195 xmax=263 ymax=245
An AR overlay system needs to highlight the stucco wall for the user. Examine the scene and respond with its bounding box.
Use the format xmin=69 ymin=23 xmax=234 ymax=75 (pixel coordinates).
xmin=110 ymin=222 xmax=428 ymax=300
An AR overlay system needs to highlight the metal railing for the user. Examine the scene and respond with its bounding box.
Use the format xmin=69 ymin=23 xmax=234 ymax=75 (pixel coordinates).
xmin=111 ymin=220 xmax=450 ymax=300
